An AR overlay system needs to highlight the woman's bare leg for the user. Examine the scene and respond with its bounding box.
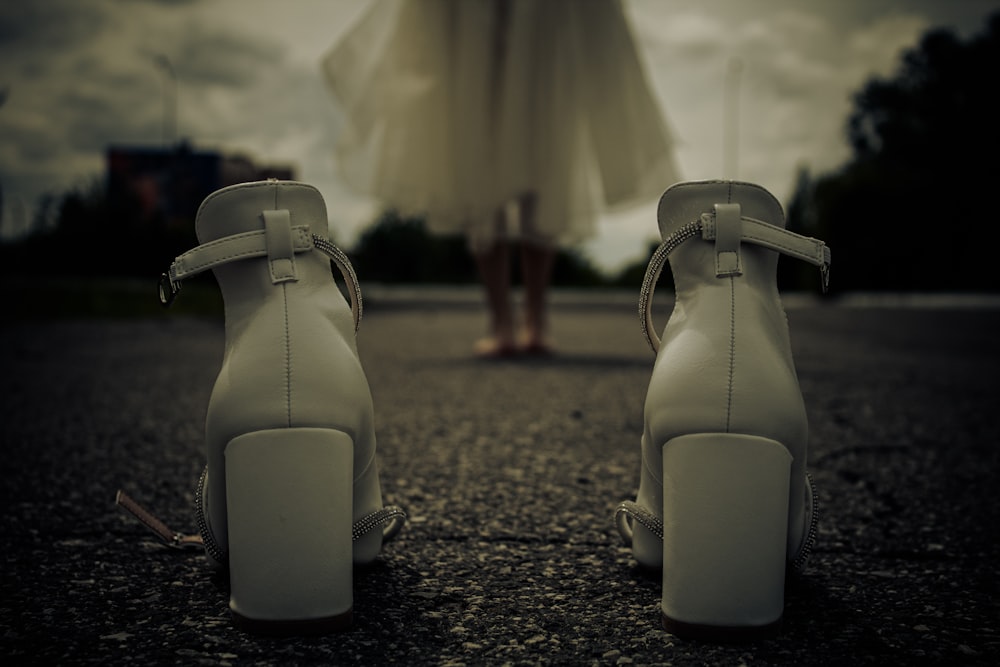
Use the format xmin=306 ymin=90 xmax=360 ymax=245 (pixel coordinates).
xmin=472 ymin=212 xmax=517 ymax=357
xmin=518 ymin=194 xmax=556 ymax=353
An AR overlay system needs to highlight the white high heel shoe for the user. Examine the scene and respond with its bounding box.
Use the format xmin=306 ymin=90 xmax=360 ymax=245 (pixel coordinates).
xmin=160 ymin=179 xmax=404 ymax=635
xmin=615 ymin=180 xmax=828 ymax=640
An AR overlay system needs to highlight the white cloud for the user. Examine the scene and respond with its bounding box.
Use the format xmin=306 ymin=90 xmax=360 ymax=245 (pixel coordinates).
xmin=847 ymin=14 xmax=930 ymax=77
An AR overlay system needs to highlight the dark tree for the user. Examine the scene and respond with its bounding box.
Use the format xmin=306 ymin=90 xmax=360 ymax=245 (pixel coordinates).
xmin=349 ymin=209 xmax=608 ymax=286
xmin=348 ymin=211 xmax=477 ymax=284
xmin=793 ymin=12 xmax=1000 ymax=291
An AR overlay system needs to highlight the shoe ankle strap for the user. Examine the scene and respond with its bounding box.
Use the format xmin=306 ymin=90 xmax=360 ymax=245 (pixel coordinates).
xmin=701 ymin=211 xmax=831 ymax=277
xmin=639 ymin=212 xmax=831 ymax=353
xmin=158 ymin=228 xmax=364 ymax=333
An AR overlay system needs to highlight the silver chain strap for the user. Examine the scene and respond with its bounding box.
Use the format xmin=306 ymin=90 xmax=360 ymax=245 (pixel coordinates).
xmin=638 ymin=219 xmax=703 ymax=354
xmin=312 ymin=234 xmax=363 ymax=333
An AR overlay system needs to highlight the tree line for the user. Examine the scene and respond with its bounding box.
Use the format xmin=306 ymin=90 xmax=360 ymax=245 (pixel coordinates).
xmin=3 ymin=11 xmax=997 ymax=293
xmin=782 ymin=11 xmax=1000 ymax=292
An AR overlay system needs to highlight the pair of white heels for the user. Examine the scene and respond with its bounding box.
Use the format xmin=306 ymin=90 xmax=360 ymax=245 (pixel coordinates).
xmin=154 ymin=178 xmax=828 ymax=639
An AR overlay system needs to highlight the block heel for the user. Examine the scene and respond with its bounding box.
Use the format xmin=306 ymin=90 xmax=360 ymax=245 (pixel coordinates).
xmin=225 ymin=427 xmax=354 ymax=634
xmin=661 ymin=433 xmax=792 ymax=640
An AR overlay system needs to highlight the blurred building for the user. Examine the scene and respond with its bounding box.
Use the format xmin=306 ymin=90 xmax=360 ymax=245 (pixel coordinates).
xmin=106 ymin=143 xmax=295 ymax=230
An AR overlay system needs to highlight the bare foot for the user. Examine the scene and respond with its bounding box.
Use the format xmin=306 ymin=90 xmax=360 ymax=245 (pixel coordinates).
xmin=474 ymin=337 xmax=518 ymax=359
xmin=518 ymin=332 xmax=555 ymax=357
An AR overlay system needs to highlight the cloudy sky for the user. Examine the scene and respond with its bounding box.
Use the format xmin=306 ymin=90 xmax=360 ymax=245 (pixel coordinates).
xmin=1 ymin=0 xmax=996 ymax=272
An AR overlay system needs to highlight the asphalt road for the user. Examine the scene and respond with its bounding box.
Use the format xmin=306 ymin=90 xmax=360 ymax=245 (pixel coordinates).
xmin=1 ymin=289 xmax=998 ymax=666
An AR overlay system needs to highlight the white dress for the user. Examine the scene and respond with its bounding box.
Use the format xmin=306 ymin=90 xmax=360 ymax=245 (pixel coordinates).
xmin=322 ymin=0 xmax=680 ymax=249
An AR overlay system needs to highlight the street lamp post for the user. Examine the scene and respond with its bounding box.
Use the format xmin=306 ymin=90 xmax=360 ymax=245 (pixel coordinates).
xmin=724 ymin=56 xmax=742 ymax=180
xmin=152 ymin=54 xmax=177 ymax=148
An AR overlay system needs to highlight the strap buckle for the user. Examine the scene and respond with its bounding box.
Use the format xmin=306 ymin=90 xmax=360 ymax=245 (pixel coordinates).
xmin=158 ymin=272 xmax=180 ymax=307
